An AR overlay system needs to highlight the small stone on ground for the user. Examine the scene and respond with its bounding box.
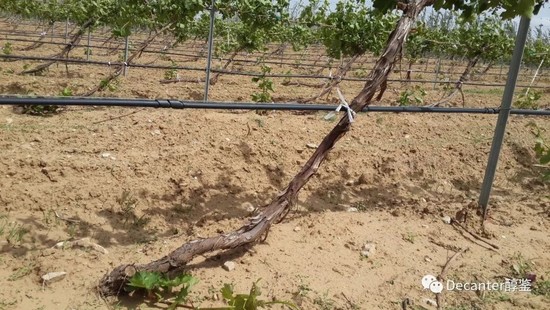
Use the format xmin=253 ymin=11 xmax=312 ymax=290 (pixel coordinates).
xmin=361 ymin=243 xmax=376 ymax=258
xmin=223 ymin=261 xmax=236 ymax=271
xmin=41 ymin=271 xmax=67 ymax=283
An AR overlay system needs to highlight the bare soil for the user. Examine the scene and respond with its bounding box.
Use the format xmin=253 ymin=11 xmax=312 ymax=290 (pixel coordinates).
xmin=0 ymin=20 xmax=549 ymax=310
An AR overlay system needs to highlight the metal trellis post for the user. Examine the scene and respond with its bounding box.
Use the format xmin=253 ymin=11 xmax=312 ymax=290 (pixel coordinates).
xmin=433 ymin=57 xmax=440 ymax=89
xmin=64 ymin=18 xmax=68 ymax=44
xmin=86 ymin=28 xmax=91 ymax=60
xmin=478 ymin=15 xmax=531 ymax=218
xmin=123 ymin=36 xmax=129 ymax=76
xmin=204 ymin=0 xmax=216 ymax=102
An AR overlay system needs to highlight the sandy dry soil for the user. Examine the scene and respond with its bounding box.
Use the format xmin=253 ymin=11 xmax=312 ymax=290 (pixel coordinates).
xmin=0 ymin=20 xmax=549 ymax=310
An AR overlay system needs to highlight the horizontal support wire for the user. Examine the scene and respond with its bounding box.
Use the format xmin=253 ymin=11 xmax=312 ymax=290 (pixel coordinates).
xmin=2 ymin=54 xmax=548 ymax=89
xmin=0 ymin=28 xmax=330 ymax=58
xmin=2 ymin=36 xmax=534 ymax=76
xmin=1 ymin=19 xmax=545 ymax=69
xmin=2 ymin=33 xmax=537 ymax=73
xmin=0 ymin=36 xmax=369 ymax=69
xmin=0 ymin=96 xmax=549 ymax=116
xmin=1 ymin=26 xmax=546 ymax=75
xmin=3 ymin=29 xmax=543 ymax=73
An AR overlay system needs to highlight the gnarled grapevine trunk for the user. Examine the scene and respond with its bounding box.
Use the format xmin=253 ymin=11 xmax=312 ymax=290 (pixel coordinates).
xmin=297 ymin=54 xmax=360 ymax=103
xmin=98 ymin=0 xmax=435 ymax=297
xmin=21 ymin=20 xmax=94 ymax=75
xmin=428 ymin=53 xmax=481 ymax=107
xmin=209 ymin=49 xmax=244 ymax=85
xmin=17 ymin=24 xmax=54 ymax=51
xmin=84 ymin=26 xmax=170 ymax=96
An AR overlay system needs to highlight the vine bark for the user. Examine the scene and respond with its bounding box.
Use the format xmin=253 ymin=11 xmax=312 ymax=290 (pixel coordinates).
xmin=84 ymin=25 xmax=170 ymax=96
xmin=98 ymin=0 xmax=435 ymax=296
xmin=428 ymin=53 xmax=481 ymax=107
xmin=21 ymin=20 xmax=93 ymax=75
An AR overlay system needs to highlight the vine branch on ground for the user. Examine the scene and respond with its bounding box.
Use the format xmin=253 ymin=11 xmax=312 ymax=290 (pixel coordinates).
xmin=435 ymin=248 xmax=469 ymax=310
xmin=92 ymin=108 xmax=146 ymax=125
xmin=451 ymin=219 xmax=500 ymax=251
xmin=98 ymin=0 xmax=435 ymax=297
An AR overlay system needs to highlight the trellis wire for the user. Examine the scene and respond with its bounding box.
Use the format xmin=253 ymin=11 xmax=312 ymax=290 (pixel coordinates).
xmin=2 ymin=35 xmax=525 ymax=76
xmin=2 ymin=20 xmax=541 ymax=75
xmin=1 ymin=54 xmax=548 ymax=90
xmin=1 ymin=25 xmax=547 ymax=80
xmin=2 ymin=40 xmax=547 ymax=83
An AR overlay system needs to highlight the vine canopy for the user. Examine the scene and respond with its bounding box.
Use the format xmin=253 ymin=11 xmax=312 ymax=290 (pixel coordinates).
xmin=373 ymin=0 xmax=549 ymax=19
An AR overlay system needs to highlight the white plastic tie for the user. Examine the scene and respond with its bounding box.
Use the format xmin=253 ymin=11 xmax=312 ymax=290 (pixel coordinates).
xmin=337 ymin=88 xmax=356 ymax=122
xmin=323 ymin=88 xmax=356 ymax=123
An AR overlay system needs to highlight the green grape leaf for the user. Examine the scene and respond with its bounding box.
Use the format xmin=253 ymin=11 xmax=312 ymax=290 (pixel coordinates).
xmin=372 ymin=0 xmax=397 ymax=13
xmin=501 ymin=0 xmax=536 ymax=19
xmin=127 ymin=271 xmax=162 ymax=291
xmin=221 ymin=283 xmax=235 ymax=301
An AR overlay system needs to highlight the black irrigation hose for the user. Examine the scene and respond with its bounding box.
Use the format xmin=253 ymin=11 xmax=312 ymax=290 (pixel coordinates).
xmin=0 ymin=96 xmax=549 ymax=116
xmin=2 ymin=54 xmax=549 ymax=89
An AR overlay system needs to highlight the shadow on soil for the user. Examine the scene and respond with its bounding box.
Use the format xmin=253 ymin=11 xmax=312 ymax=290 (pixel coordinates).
xmin=0 ymin=161 xmax=471 ymax=258
xmin=3 ymin=141 xmax=546 ymax=267
xmin=507 ymin=142 xmax=547 ymax=190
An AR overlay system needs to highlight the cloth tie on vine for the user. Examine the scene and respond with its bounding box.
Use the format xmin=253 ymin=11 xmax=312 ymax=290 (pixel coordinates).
xmin=324 ymin=88 xmax=356 ymax=123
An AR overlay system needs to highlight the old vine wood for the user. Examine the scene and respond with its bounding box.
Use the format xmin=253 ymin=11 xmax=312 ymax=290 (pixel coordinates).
xmin=98 ymin=0 xmax=435 ymax=296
